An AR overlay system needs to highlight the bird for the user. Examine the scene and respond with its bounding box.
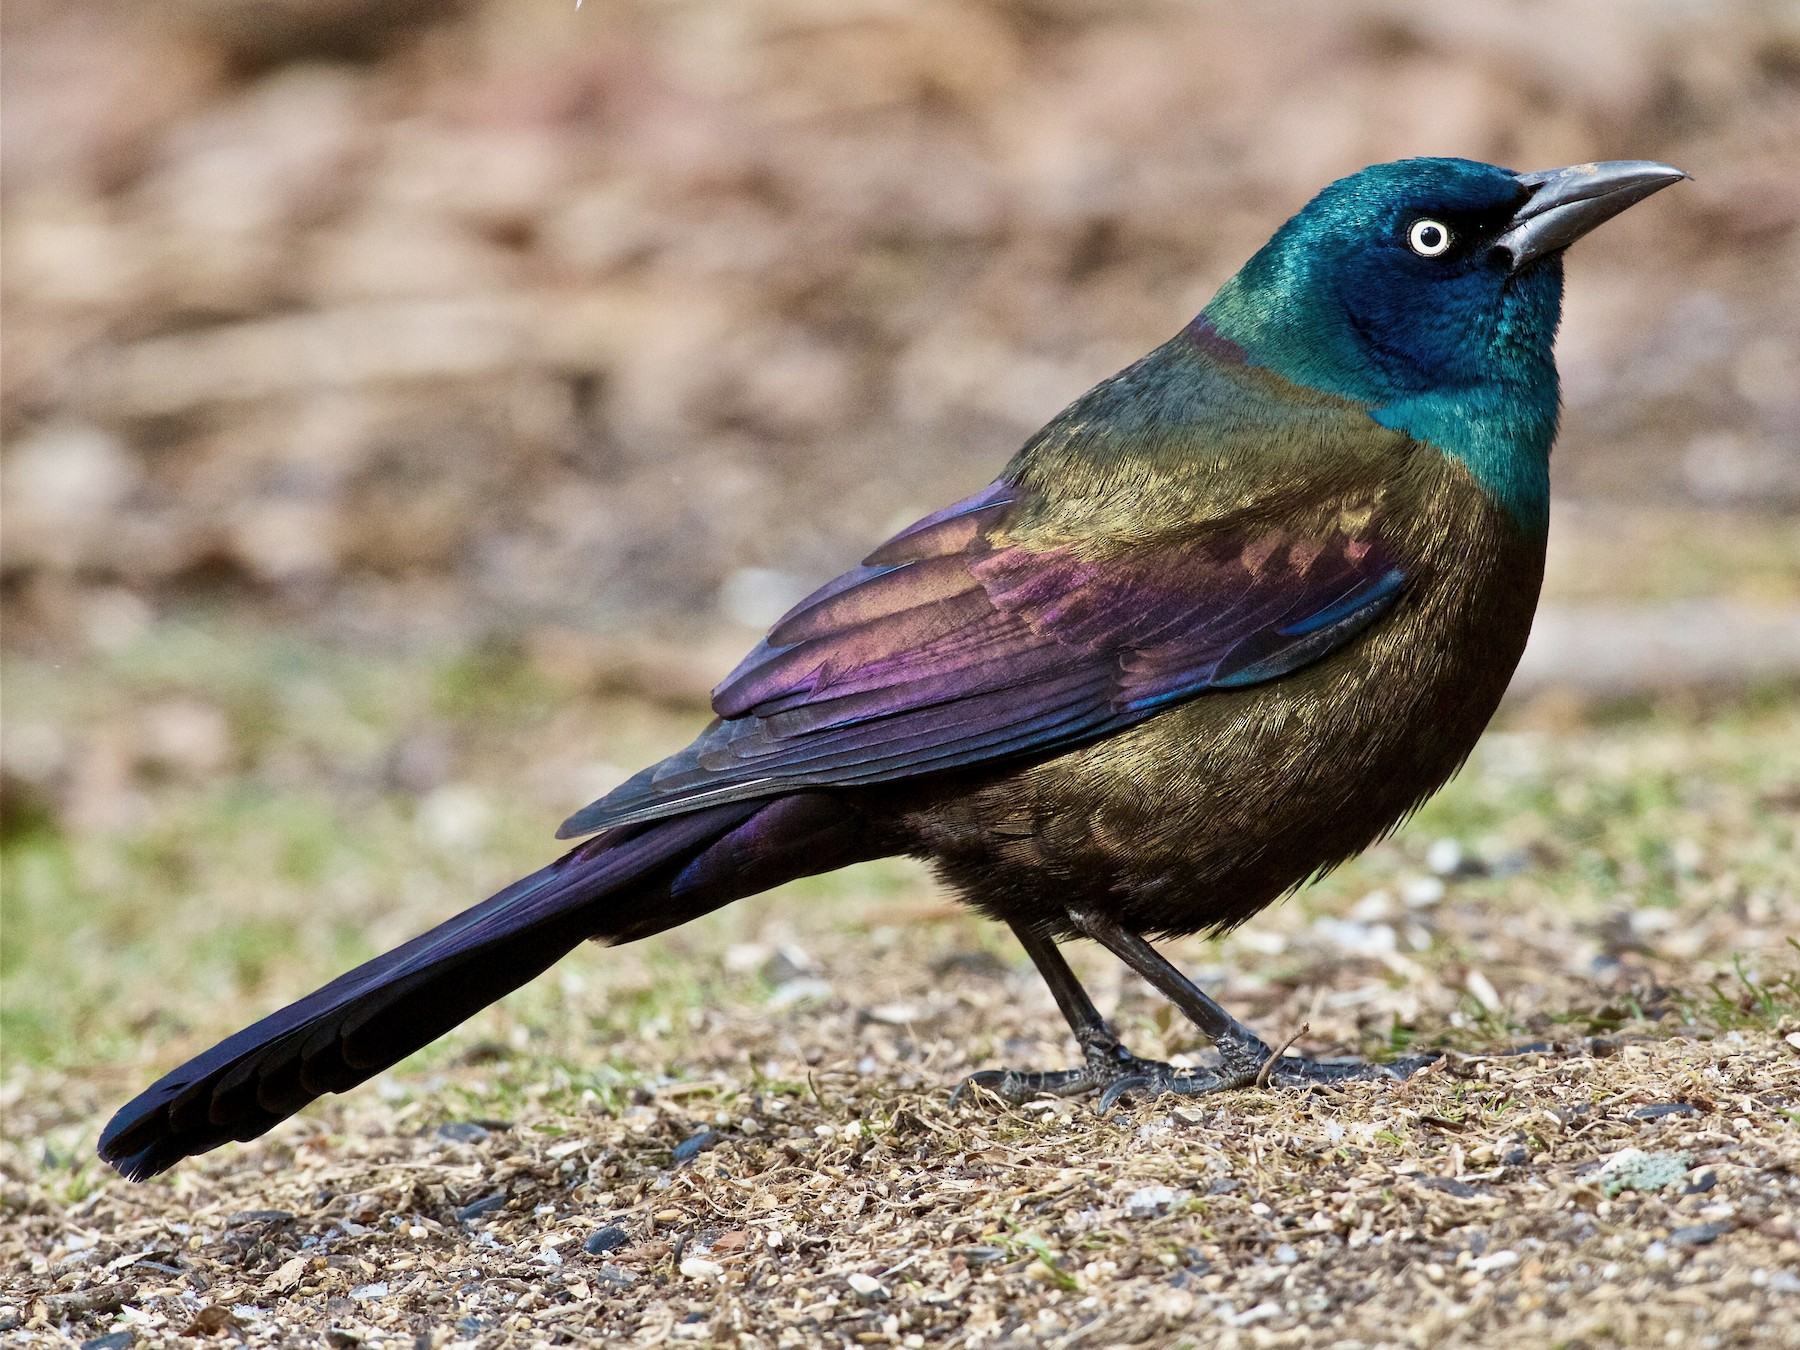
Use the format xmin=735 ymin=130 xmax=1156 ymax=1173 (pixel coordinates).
xmin=99 ymin=156 xmax=1686 ymax=1181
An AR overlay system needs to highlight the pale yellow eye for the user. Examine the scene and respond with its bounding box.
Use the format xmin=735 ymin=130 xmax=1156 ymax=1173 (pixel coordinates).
xmin=1408 ymin=219 xmax=1452 ymax=257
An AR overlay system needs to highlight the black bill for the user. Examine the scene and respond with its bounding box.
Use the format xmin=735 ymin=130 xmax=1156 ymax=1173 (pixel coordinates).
xmin=1497 ymin=160 xmax=1689 ymax=271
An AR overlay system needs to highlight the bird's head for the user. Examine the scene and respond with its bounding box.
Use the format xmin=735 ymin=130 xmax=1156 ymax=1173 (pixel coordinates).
xmin=1204 ymin=157 xmax=1686 ymax=524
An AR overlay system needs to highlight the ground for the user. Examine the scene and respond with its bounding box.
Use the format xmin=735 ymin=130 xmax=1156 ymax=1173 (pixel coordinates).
xmin=3 ymin=626 xmax=1798 ymax=1349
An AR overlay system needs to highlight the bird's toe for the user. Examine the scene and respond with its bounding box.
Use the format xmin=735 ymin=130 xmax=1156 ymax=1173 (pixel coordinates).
xmin=1263 ymin=1051 xmax=1445 ymax=1088
xmin=950 ymin=1066 xmax=1095 ymax=1106
xmin=1097 ymin=1065 xmax=1242 ymax=1111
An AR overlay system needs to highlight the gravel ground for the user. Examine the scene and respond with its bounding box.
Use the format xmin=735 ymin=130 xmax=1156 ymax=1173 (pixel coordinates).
xmin=5 ymin=1030 xmax=1799 ymax=1349
xmin=3 ymin=628 xmax=1798 ymax=1347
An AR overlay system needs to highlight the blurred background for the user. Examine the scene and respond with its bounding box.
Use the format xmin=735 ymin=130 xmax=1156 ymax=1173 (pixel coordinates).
xmin=4 ymin=0 xmax=1798 ymax=654
xmin=3 ymin=0 xmax=1800 ymax=1046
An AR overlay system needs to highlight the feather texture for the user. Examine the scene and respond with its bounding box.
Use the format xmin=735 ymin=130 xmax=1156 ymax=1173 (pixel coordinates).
xmin=559 ymin=471 xmax=1406 ymax=837
xmin=99 ymin=794 xmax=878 ymax=1180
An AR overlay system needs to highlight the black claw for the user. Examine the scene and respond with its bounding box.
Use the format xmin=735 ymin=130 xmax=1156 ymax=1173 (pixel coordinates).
xmin=947 ymin=1072 xmax=999 ymax=1107
xmin=1099 ymin=1067 xmax=1247 ymax=1111
xmin=1095 ymin=1074 xmax=1155 ymax=1112
xmin=951 ymin=1070 xmax=1027 ymax=1106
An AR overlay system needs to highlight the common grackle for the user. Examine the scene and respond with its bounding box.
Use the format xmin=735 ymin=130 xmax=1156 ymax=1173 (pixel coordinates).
xmin=100 ymin=157 xmax=1686 ymax=1179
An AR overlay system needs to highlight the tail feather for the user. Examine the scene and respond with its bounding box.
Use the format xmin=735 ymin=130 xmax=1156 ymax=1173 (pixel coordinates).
xmin=100 ymin=794 xmax=877 ymax=1180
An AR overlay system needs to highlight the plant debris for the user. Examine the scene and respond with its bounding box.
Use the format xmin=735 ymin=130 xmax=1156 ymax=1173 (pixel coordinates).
xmin=5 ymin=635 xmax=1798 ymax=1346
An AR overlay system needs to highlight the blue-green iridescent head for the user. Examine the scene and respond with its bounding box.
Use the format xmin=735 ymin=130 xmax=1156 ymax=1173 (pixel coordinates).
xmin=1204 ymin=157 xmax=1686 ymax=527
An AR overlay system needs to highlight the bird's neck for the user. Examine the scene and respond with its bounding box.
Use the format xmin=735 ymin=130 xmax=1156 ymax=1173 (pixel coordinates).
xmin=1200 ymin=275 xmax=1559 ymax=532
xmin=1368 ymin=385 xmax=1554 ymax=530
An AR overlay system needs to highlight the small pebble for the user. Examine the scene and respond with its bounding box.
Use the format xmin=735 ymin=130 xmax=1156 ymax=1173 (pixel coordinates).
xmin=679 ymin=1257 xmax=724 ymax=1281
xmin=768 ymin=977 xmax=832 ymax=1009
xmin=1419 ymin=1176 xmax=1479 ymax=1199
xmin=1488 ymin=847 xmax=1530 ymax=877
xmin=226 ymin=1209 xmax=294 ymax=1227
xmin=1426 ymin=839 xmax=1464 ymax=875
xmin=1669 ymin=1222 xmax=1733 ymax=1247
xmin=956 ymin=1246 xmax=1006 ymax=1265
xmin=455 ymin=1194 xmax=508 ymax=1223
xmin=437 ymin=1121 xmax=491 ymax=1144
xmin=847 ymin=1272 xmax=887 ymax=1300
xmin=585 ymin=1225 xmax=631 ymax=1256
xmin=1597 ymin=1148 xmax=1692 ymax=1197
xmin=673 ymin=1129 xmax=723 ymax=1164
xmin=1629 ymin=1103 xmax=1699 ymax=1121
xmin=1465 ymin=968 xmax=1502 ymax=1013
xmin=1402 ymin=876 xmax=1446 ymax=908
xmin=1226 ymin=1302 xmax=1282 ymax=1328
xmin=1125 ymin=1186 xmax=1183 ymax=1218
xmin=82 ymin=1335 xmax=135 ymax=1350
xmin=761 ymin=944 xmax=815 ymax=984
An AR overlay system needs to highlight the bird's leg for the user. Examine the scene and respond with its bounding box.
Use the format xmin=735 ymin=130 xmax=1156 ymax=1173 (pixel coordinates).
xmin=953 ymin=921 xmax=1225 ymax=1106
xmin=1067 ymin=907 xmax=1441 ymax=1107
xmin=953 ymin=912 xmax=1438 ymax=1110
xmin=1067 ymin=908 xmax=1272 ymax=1077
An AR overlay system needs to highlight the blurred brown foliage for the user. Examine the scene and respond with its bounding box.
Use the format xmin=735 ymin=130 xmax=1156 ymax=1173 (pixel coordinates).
xmin=4 ymin=0 xmax=1797 ymax=647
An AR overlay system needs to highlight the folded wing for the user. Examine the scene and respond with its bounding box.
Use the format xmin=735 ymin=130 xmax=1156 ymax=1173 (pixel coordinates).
xmin=560 ymin=479 xmax=1405 ymax=837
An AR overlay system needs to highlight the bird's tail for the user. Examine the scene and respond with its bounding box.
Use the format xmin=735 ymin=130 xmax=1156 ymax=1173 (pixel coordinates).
xmin=99 ymin=793 xmax=876 ymax=1180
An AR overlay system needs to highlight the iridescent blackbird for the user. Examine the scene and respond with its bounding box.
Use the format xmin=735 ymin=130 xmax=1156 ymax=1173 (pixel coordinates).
xmin=101 ymin=158 xmax=1686 ymax=1179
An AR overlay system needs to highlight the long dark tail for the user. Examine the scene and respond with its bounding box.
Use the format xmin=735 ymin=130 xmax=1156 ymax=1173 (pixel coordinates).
xmin=99 ymin=794 xmax=878 ymax=1180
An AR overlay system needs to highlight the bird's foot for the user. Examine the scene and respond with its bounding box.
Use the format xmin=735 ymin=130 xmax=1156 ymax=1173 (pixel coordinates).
xmin=954 ymin=1029 xmax=1441 ymax=1111
xmin=1100 ymin=1049 xmax=1443 ymax=1110
xmin=952 ymin=1028 xmax=1266 ymax=1109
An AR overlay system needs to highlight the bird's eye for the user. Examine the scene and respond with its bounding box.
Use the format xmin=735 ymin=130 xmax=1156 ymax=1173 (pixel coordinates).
xmin=1407 ymin=219 xmax=1453 ymax=257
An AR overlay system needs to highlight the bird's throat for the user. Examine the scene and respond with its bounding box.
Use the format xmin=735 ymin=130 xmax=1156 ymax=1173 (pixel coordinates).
xmin=1370 ymin=385 xmax=1554 ymax=530
xmin=1201 ymin=276 xmax=1559 ymax=531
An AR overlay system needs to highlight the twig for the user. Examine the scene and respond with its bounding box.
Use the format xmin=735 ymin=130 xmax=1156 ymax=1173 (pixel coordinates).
xmin=1255 ymin=1022 xmax=1310 ymax=1089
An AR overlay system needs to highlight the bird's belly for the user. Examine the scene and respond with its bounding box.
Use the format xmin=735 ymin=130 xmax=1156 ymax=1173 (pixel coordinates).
xmin=904 ymin=552 xmax=1540 ymax=938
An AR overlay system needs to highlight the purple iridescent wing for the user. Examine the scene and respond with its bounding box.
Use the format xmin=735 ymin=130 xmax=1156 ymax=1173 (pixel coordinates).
xmin=558 ymin=481 xmax=1404 ymax=837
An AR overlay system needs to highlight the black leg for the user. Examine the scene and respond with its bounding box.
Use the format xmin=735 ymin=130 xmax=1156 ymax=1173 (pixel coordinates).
xmin=1067 ymin=906 xmax=1441 ymax=1104
xmin=953 ymin=911 xmax=1440 ymax=1111
xmin=1012 ymin=922 xmax=1111 ymax=1043
xmin=953 ymin=921 xmax=1228 ymax=1106
xmin=1066 ymin=907 xmax=1272 ymax=1078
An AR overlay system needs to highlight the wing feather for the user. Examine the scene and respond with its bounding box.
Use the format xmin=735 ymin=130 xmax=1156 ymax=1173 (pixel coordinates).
xmin=558 ymin=479 xmax=1406 ymax=838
